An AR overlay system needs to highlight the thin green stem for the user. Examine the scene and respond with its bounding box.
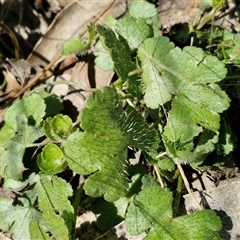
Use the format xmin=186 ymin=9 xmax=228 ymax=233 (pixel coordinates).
xmin=72 ymin=185 xmax=84 ymax=240
xmin=128 ymin=68 xmax=143 ymax=76
xmin=173 ymin=173 xmax=183 ymax=218
xmin=175 ymin=158 xmax=202 ymax=210
xmin=153 ymin=164 xmax=164 ymax=188
xmin=32 ymin=80 xmax=97 ymax=93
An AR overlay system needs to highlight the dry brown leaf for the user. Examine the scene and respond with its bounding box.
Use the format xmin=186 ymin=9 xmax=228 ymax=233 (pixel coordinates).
xmin=28 ymin=1 xmax=126 ymax=66
xmin=27 ymin=1 xmax=126 ymax=119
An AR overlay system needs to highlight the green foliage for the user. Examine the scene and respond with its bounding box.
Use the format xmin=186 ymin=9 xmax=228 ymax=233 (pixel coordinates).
xmin=62 ymin=23 xmax=95 ymax=55
xmin=0 ymin=115 xmax=44 ymax=180
xmin=125 ymin=181 xmax=222 ymax=239
xmin=0 ymin=0 xmax=236 ymax=239
xmin=137 ymin=37 xmax=175 ymax=107
xmin=63 ymin=87 xmax=159 ymax=202
xmin=213 ymin=0 xmax=227 ymax=10
xmin=0 ymin=174 xmax=42 ymax=240
xmin=37 ymin=175 xmax=75 ymax=239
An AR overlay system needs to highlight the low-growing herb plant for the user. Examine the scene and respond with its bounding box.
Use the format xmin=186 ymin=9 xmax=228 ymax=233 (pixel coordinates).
xmin=0 ymin=0 xmax=235 ymax=239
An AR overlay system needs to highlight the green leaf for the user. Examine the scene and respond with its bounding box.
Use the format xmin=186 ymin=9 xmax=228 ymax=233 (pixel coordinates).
xmin=160 ymin=46 xmax=229 ymax=143
xmin=96 ymin=25 xmax=141 ymax=97
xmin=3 ymin=173 xmax=40 ymax=207
xmin=0 ymin=198 xmax=43 ymax=240
xmin=37 ymin=143 xmax=67 ymax=175
xmin=115 ymin=17 xmax=152 ymax=50
xmin=38 ymin=91 xmax=63 ymax=117
xmin=195 ymin=130 xmax=219 ymax=154
xmin=157 ymin=156 xmax=175 ymax=172
xmin=129 ymin=1 xmax=159 ymax=19
xmin=0 ymin=115 xmax=44 ymax=180
xmin=129 ymin=1 xmax=160 ymax=36
xmin=0 ymin=124 xmax=15 ymax=147
xmin=37 ymin=175 xmax=75 ymax=238
xmin=91 ymin=164 xmax=147 ymax=230
xmin=62 ymin=24 xmax=94 ymax=56
xmin=141 ymin=174 xmax=160 ymax=190
xmin=62 ymin=37 xmax=86 ymax=55
xmin=63 ymin=87 xmax=159 ymax=201
xmin=138 ymin=37 xmax=175 ymax=108
xmin=125 ymin=184 xmax=222 ymax=239
xmin=92 ymin=197 xmax=127 ymax=230
xmin=215 ymin=117 xmax=235 ymax=156
xmin=96 ymin=25 xmax=135 ymax=81
xmin=94 ymin=38 xmax=114 ymax=71
xmin=29 ymin=222 xmax=51 ymax=240
xmin=42 ymin=211 xmax=70 ymax=240
xmin=0 ymin=174 xmax=43 ymax=240
xmin=4 ymin=93 xmax=46 ymax=128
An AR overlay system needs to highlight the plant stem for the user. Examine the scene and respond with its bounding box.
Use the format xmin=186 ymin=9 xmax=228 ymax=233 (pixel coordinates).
xmin=175 ymin=158 xmax=202 ymax=210
xmin=128 ymin=68 xmax=143 ymax=76
xmin=172 ymin=173 xmax=183 ymax=218
xmin=153 ymin=164 xmax=164 ymax=188
xmin=196 ymin=9 xmax=216 ymax=30
xmin=32 ymin=80 xmax=97 ymax=93
xmin=72 ymin=185 xmax=84 ymax=240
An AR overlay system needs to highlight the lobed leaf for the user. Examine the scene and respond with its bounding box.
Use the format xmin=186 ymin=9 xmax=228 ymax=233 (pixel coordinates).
xmin=125 ymin=184 xmax=222 ymax=239
xmin=0 ymin=174 xmax=42 ymax=240
xmin=138 ymin=37 xmax=175 ymax=108
xmin=96 ymin=25 xmax=141 ymax=97
xmin=63 ymin=87 xmax=159 ymax=202
xmin=0 ymin=115 xmax=44 ymax=180
xmin=94 ymin=38 xmax=114 ymax=71
xmin=129 ymin=1 xmax=159 ymax=19
xmin=37 ymin=175 xmax=75 ymax=238
xmin=116 ymin=17 xmax=152 ymax=50
xmin=96 ymin=25 xmax=136 ymax=80
xmin=91 ymin=164 xmax=147 ymax=230
xmin=160 ymin=46 xmax=229 ymax=143
xmin=62 ymin=37 xmax=86 ymax=55
xmin=29 ymin=222 xmax=51 ymax=240
xmin=0 ymin=198 xmax=43 ymax=240
xmin=4 ymin=93 xmax=46 ymax=128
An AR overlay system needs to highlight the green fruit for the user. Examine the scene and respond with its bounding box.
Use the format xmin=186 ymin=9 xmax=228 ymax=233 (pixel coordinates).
xmin=37 ymin=143 xmax=67 ymax=175
xmin=51 ymin=114 xmax=72 ymax=139
xmin=43 ymin=114 xmax=73 ymax=141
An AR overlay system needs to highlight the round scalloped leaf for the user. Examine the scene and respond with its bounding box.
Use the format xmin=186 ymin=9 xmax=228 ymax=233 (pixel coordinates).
xmin=125 ymin=185 xmax=222 ymax=239
xmin=4 ymin=93 xmax=46 ymax=129
xmin=62 ymin=37 xmax=85 ymax=55
xmin=37 ymin=91 xmax=63 ymax=117
xmin=129 ymin=1 xmax=158 ymax=19
xmin=37 ymin=143 xmax=67 ymax=175
xmin=63 ymin=87 xmax=159 ymax=202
